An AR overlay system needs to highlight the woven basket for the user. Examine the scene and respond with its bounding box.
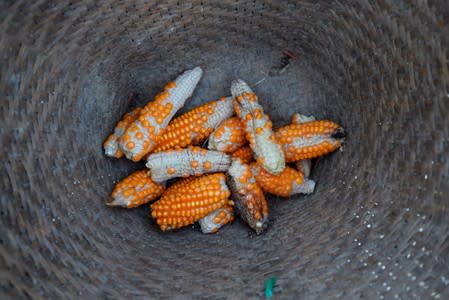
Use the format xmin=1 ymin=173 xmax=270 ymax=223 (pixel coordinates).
xmin=1 ymin=0 xmax=448 ymax=298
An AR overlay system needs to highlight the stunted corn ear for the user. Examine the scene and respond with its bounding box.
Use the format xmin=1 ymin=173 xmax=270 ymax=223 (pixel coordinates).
xmin=120 ymin=67 xmax=203 ymax=161
xmin=251 ymin=163 xmax=315 ymax=197
xmin=150 ymin=173 xmax=232 ymax=231
xmin=104 ymin=107 xmax=142 ymax=158
xmin=208 ymin=117 xmax=246 ymax=153
xmin=146 ymin=146 xmax=231 ymax=183
xmin=231 ymin=79 xmax=285 ymax=175
xmin=153 ymin=97 xmax=233 ymax=152
xmin=107 ymin=170 xmax=165 ymax=208
xmin=199 ymin=205 xmax=234 ymax=234
xmin=231 ymin=146 xmax=253 ymax=164
xmin=275 ymin=120 xmax=345 ymax=162
xmin=227 ymin=158 xmax=268 ymax=234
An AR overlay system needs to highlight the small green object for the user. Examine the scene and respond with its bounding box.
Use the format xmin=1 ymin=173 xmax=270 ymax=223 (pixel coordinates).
xmin=264 ymin=276 xmax=276 ymax=298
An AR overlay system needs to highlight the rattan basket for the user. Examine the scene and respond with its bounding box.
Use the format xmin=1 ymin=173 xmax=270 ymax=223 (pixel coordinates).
xmin=1 ymin=0 xmax=448 ymax=298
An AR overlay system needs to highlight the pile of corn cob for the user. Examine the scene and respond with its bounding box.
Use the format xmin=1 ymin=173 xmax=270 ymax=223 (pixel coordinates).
xmin=104 ymin=67 xmax=346 ymax=234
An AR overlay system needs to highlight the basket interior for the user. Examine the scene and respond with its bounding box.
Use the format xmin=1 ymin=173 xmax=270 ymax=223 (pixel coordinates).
xmin=1 ymin=0 xmax=449 ymax=298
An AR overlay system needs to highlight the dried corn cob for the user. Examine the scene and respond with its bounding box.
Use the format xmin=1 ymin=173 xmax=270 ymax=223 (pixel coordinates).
xmin=251 ymin=163 xmax=315 ymax=197
xmin=120 ymin=67 xmax=203 ymax=161
xmin=231 ymin=146 xmax=253 ymax=164
xmin=291 ymin=113 xmax=315 ymax=178
xmin=107 ymin=170 xmax=165 ymax=208
xmin=199 ymin=205 xmax=234 ymax=234
xmin=227 ymin=158 xmax=268 ymax=234
xmin=146 ymin=146 xmax=231 ymax=183
xmin=104 ymin=107 xmax=142 ymax=158
xmin=275 ymin=120 xmax=345 ymax=162
xmin=231 ymin=79 xmax=285 ymax=175
xmin=153 ymin=97 xmax=234 ymax=152
xmin=150 ymin=173 xmax=232 ymax=231
xmin=208 ymin=117 xmax=246 ymax=153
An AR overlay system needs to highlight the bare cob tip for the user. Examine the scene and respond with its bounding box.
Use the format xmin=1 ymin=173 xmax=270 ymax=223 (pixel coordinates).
xmin=187 ymin=66 xmax=203 ymax=79
xmin=331 ymin=127 xmax=346 ymax=140
xmin=104 ymin=147 xmax=117 ymax=158
xmin=231 ymin=79 xmax=253 ymax=97
xmin=177 ymin=66 xmax=203 ymax=89
xmin=106 ymin=197 xmax=124 ymax=207
xmin=254 ymin=217 xmax=269 ymax=235
xmin=294 ymin=179 xmax=316 ymax=195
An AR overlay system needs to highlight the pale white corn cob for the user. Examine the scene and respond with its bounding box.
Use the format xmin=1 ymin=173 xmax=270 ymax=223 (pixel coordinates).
xmin=231 ymin=79 xmax=285 ymax=175
xmin=146 ymin=146 xmax=231 ymax=182
xmin=120 ymin=67 xmax=203 ymax=161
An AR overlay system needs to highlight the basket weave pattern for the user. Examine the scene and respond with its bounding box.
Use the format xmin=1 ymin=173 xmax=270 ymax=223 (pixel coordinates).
xmin=1 ymin=0 xmax=448 ymax=298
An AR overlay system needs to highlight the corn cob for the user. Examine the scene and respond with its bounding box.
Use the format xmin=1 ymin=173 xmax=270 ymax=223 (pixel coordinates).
xmin=199 ymin=205 xmax=234 ymax=234
xmin=104 ymin=107 xmax=142 ymax=158
xmin=291 ymin=113 xmax=315 ymax=178
xmin=146 ymin=146 xmax=231 ymax=183
xmin=231 ymin=79 xmax=285 ymax=175
xmin=208 ymin=117 xmax=246 ymax=153
xmin=120 ymin=67 xmax=203 ymax=161
xmin=107 ymin=170 xmax=165 ymax=208
xmin=227 ymin=158 xmax=268 ymax=234
xmin=150 ymin=173 xmax=232 ymax=231
xmin=251 ymin=163 xmax=315 ymax=197
xmin=153 ymin=97 xmax=234 ymax=152
xmin=231 ymin=146 xmax=253 ymax=164
xmin=275 ymin=120 xmax=345 ymax=162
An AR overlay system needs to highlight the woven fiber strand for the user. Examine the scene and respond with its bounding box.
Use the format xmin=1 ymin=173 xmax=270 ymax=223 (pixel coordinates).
xmin=1 ymin=0 xmax=448 ymax=298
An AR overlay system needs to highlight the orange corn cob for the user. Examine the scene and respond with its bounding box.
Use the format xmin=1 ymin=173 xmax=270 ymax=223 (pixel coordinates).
xmin=146 ymin=146 xmax=231 ymax=183
xmin=153 ymin=97 xmax=233 ymax=152
xmin=208 ymin=117 xmax=246 ymax=153
xmin=120 ymin=67 xmax=203 ymax=161
xmin=151 ymin=173 xmax=232 ymax=231
xmin=227 ymin=158 xmax=268 ymax=234
xmin=251 ymin=163 xmax=315 ymax=197
xmin=231 ymin=79 xmax=285 ymax=175
xmin=231 ymin=146 xmax=253 ymax=164
xmin=275 ymin=120 xmax=345 ymax=162
xmin=290 ymin=113 xmax=314 ymax=178
xmin=107 ymin=170 xmax=165 ymax=208
xmin=199 ymin=205 xmax=234 ymax=234
xmin=104 ymin=107 xmax=142 ymax=158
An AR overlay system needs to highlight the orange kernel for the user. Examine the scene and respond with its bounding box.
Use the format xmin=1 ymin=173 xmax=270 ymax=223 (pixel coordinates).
xmin=126 ymin=141 xmax=135 ymax=149
xmin=203 ymin=161 xmax=212 ymax=170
